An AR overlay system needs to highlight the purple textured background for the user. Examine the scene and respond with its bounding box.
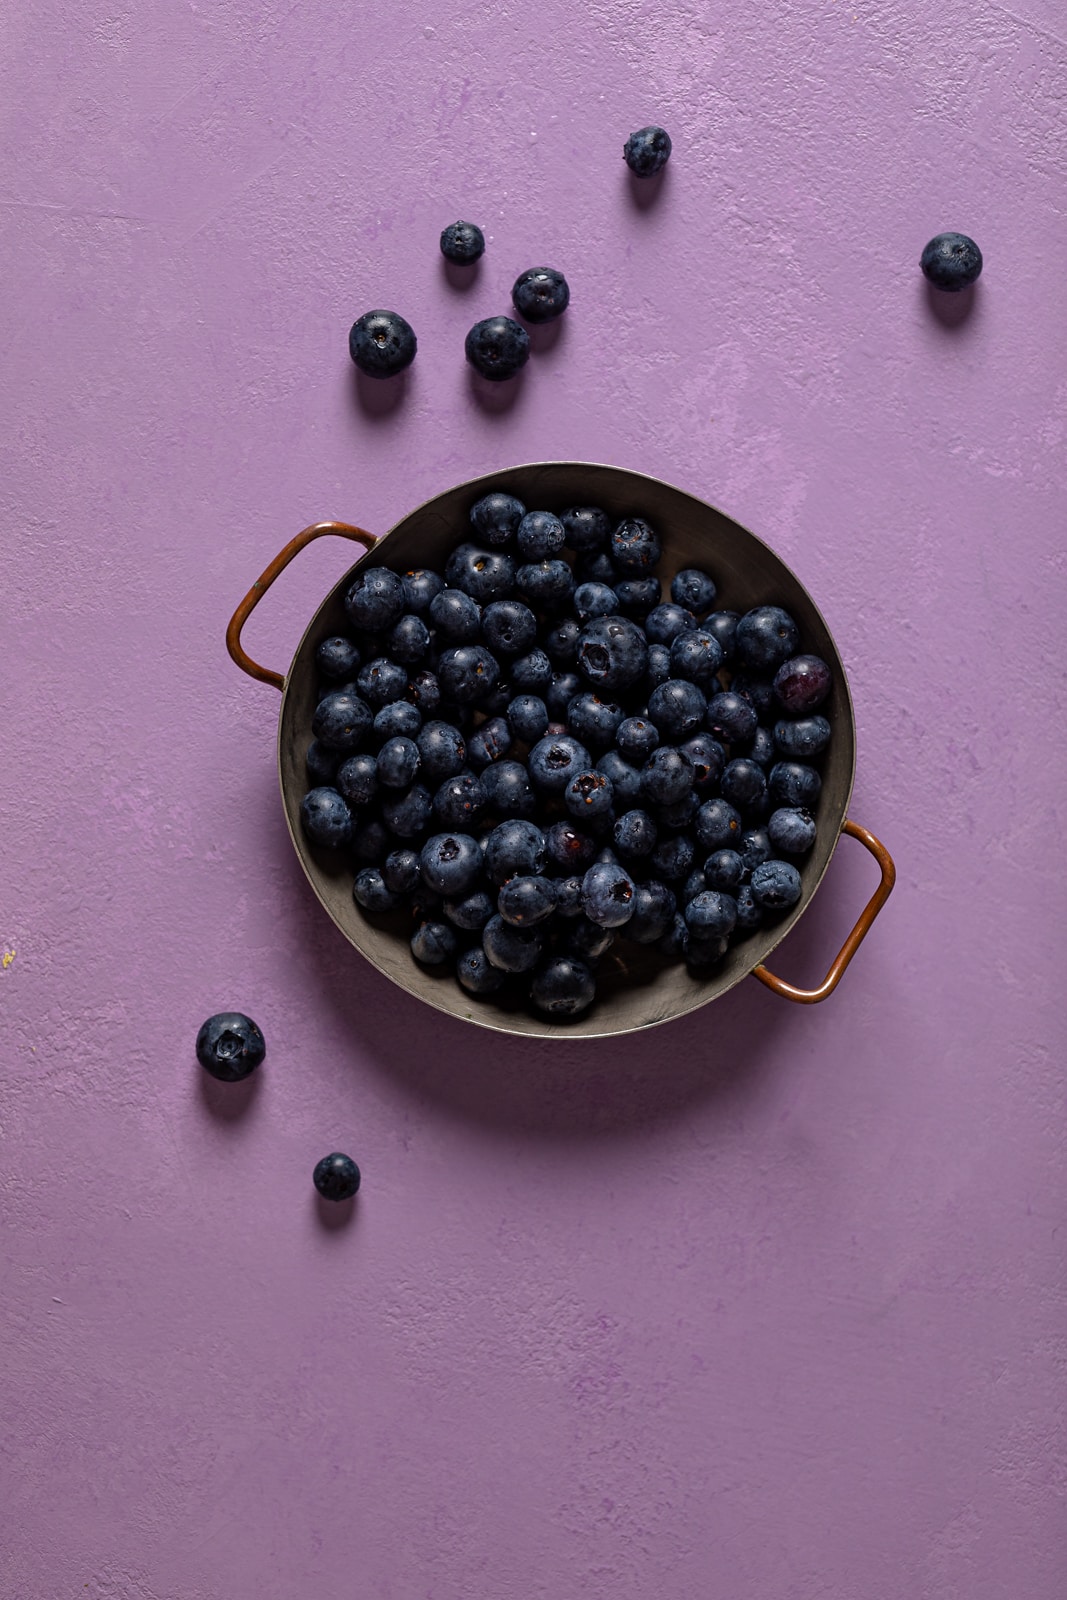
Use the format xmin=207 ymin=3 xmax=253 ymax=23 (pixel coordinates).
xmin=2 ymin=2 xmax=1065 ymax=1594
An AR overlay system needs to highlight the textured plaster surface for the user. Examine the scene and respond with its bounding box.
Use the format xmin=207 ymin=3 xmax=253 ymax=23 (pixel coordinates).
xmin=2 ymin=2 xmax=1065 ymax=1595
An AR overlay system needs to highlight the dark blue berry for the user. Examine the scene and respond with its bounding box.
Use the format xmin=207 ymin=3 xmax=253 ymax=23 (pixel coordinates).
xmin=516 ymin=510 xmax=566 ymax=561
xmin=511 ymin=648 xmax=553 ymax=692
xmin=528 ymin=734 xmax=591 ymax=794
xmin=735 ymin=883 xmax=764 ymax=931
xmin=644 ymin=602 xmax=696 ymax=646
xmin=377 ymin=736 xmax=421 ymax=789
xmin=316 ymin=636 xmax=361 ymax=680
xmin=920 ymin=232 xmax=982 ymax=291
xmin=644 ymin=642 xmax=673 ymax=691
xmin=679 ymin=732 xmax=725 ymax=792
xmin=768 ymin=807 xmax=817 ymax=854
xmin=640 ymin=746 xmax=695 ymax=806
xmin=684 ymin=890 xmax=738 ymax=939
xmin=498 ymin=875 xmax=559 ymax=927
xmin=512 ymin=266 xmax=570 ymax=323
xmin=434 ymin=772 xmax=487 ymax=828
xmin=543 ymin=618 xmax=581 ymax=665
xmin=481 ymin=759 xmax=537 ymax=818
xmin=516 ymin=559 xmax=575 ymax=610
xmin=576 ymin=616 xmax=649 ymax=692
xmin=445 ymin=889 xmax=495 ymax=931
xmin=615 ymin=577 xmax=661 ymax=618
xmin=437 ymin=645 xmax=500 ymax=704
xmin=616 ymin=716 xmax=659 ymax=764
xmin=301 ymin=787 xmax=354 ymax=848
xmin=610 ymin=517 xmax=661 ymax=575
xmin=555 ymin=876 xmax=586 ymax=918
xmin=704 ymin=610 xmax=739 ymax=662
xmin=445 ymin=544 xmax=515 ymax=605
xmin=738 ymin=827 xmax=772 ymax=880
xmin=407 ymin=669 xmax=441 ymax=717
xmin=482 ymin=600 xmax=537 ymax=657
xmin=573 ymin=581 xmax=620 ymax=621
xmin=735 ymin=606 xmax=800 ymax=673
xmin=457 ymin=946 xmax=507 ymax=995
xmin=704 ymin=849 xmax=744 ymax=892
xmin=706 ymin=690 xmax=758 ymax=744
xmin=357 ymin=657 xmax=410 ymax=710
xmin=581 ymin=860 xmax=636 ymax=927
xmin=648 ymin=678 xmax=707 ymax=741
xmin=420 ymin=833 xmax=483 ymax=896
xmin=374 ymin=701 xmax=422 ymax=742
xmin=624 ymin=125 xmax=672 ymax=177
xmin=671 ymin=568 xmax=717 ymax=613
xmin=344 ymin=565 xmax=406 ymax=632
xmin=312 ymin=689 xmax=371 ymax=752
xmin=750 ymin=859 xmax=803 ymax=909
xmin=306 ymin=740 xmax=340 ymax=785
xmin=313 ymin=1152 xmax=361 ymax=1202
xmin=417 ymin=721 xmax=466 ymax=781
xmin=721 ymin=757 xmax=768 ymax=813
xmin=564 ymin=769 xmax=615 ymax=823
xmin=560 ymin=506 xmax=611 ymax=552
xmin=483 ymin=914 xmax=544 ymax=973
xmin=465 ymin=315 xmax=530 ymax=381
xmin=669 ymin=628 xmax=724 ymax=689
xmin=506 ymin=694 xmax=549 ymax=744
xmin=485 ymin=819 xmax=546 ymax=883
xmin=563 ymin=916 xmax=616 ymax=962
xmin=546 ymin=670 xmax=584 ymax=720
xmin=467 ymin=717 xmax=511 ymax=769
xmin=388 ymin=614 xmax=431 ymax=665
xmin=349 ymin=310 xmax=417 ymax=378
xmin=470 ymin=491 xmax=525 ymax=548
xmin=411 ymin=920 xmax=458 ymax=965
xmin=196 ymin=1013 xmax=265 ymax=1082
xmin=353 ymin=866 xmax=400 ymax=911
xmin=743 ymin=726 xmax=776 ymax=768
xmin=650 ymin=834 xmax=695 ymax=882
xmin=381 ymin=784 xmax=433 ymax=839
xmin=544 ymin=820 xmax=597 ymax=872
xmin=627 ymin=880 xmax=676 ymax=944
xmin=430 ymin=587 xmax=482 ymax=643
xmin=613 ymin=809 xmax=658 ymax=859
xmin=401 ymin=568 xmax=445 ymax=615
xmin=440 ymin=220 xmax=485 ymax=263
xmin=773 ymin=654 xmax=832 ymax=714
xmin=530 ymin=956 xmax=596 ymax=1017
xmin=768 ymin=761 xmax=822 ymax=809
xmin=382 ymin=848 xmax=421 ymax=895
xmin=694 ymin=797 xmax=743 ymax=852
xmin=774 ymin=715 xmax=831 ymax=760
xmin=567 ymin=691 xmax=623 ymax=750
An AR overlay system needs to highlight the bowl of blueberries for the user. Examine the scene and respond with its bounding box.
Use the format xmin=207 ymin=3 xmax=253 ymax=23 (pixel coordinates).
xmin=227 ymin=463 xmax=894 ymax=1037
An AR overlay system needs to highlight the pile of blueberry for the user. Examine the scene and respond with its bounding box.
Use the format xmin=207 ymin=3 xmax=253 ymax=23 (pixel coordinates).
xmin=300 ymin=490 xmax=834 ymax=1021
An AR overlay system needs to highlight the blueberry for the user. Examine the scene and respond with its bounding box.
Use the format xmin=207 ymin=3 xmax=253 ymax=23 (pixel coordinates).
xmin=616 ymin=716 xmax=659 ymax=764
xmin=608 ymin=517 xmax=660 ymax=575
xmin=196 ymin=1012 xmax=265 ymax=1082
xmin=465 ymin=716 xmax=509 ymax=770
xmin=430 ymin=587 xmax=482 ymax=643
xmin=445 ymin=544 xmax=515 ymax=605
xmin=531 ymin=956 xmax=596 ymax=1017
xmin=767 ymin=806 xmax=817 ymax=854
xmin=382 ymin=847 xmax=421 ymax=895
xmin=560 ymin=505 xmax=611 ymax=552
xmin=316 ymin=636 xmax=361 ymax=680
xmin=380 ymin=784 xmax=433 ymax=839
xmin=721 ymin=757 xmax=768 ymax=813
xmin=624 ymin=125 xmax=672 ymax=177
xmin=516 ymin=510 xmax=566 ymax=561
xmin=613 ymin=808 xmax=658 ymax=859
xmin=651 ymin=834 xmax=695 ymax=882
xmin=544 ymin=820 xmax=598 ymax=872
xmin=465 ymin=315 xmax=530 ymax=381
xmin=388 ymin=614 xmax=431 ymax=665
xmin=417 ymin=721 xmax=467 ymax=781
xmin=920 ymin=231 xmax=982 ymax=292
xmin=543 ymin=618 xmax=581 ymax=665
xmin=306 ymin=740 xmax=340 ymax=785
xmin=312 ymin=689 xmax=372 ymax=752
xmin=694 ymin=797 xmax=744 ymax=852
xmin=440 ymin=220 xmax=485 ymax=264
xmin=596 ymin=750 xmax=642 ymax=808
xmin=681 ymin=867 xmax=707 ymax=904
xmin=627 ymin=880 xmax=676 ymax=944
xmin=679 ymin=732 xmax=725 ymax=792
xmin=742 ymin=726 xmax=776 ymax=769
xmin=773 ymin=654 xmax=832 ymax=715
xmin=644 ymin=642 xmax=673 ymax=691
xmin=511 ymin=648 xmax=554 ymax=692
xmin=352 ymin=816 xmax=390 ymax=864
xmin=704 ymin=610 xmax=740 ymax=662
xmin=444 ymin=889 xmax=495 ymax=931
xmin=640 ymin=746 xmax=695 ymax=806
xmin=644 ymin=603 xmax=697 ymax=646
xmin=581 ymin=860 xmax=636 ymax=927
xmin=345 ymin=569 xmax=406 ymax=633
xmin=554 ymin=876 xmax=586 ymax=918
xmin=563 ymin=769 xmax=615 ymax=823
xmin=615 ymin=577 xmax=661 ymax=618
xmin=735 ymin=883 xmax=764 ymax=931
xmin=313 ymin=1152 xmax=361 ymax=1202
xmin=528 ymin=734 xmax=592 ymax=794
xmin=576 ymin=616 xmax=649 ymax=692
xmin=301 ymin=787 xmax=354 ymax=848
xmin=485 ymin=819 xmax=546 ymax=883
xmin=434 ymin=771 xmax=488 ymax=828
xmin=564 ymin=916 xmax=616 ymax=962
xmin=656 ymin=791 xmax=700 ymax=830
xmin=481 ymin=599 xmax=537 ymax=657
xmin=704 ymin=849 xmax=744 ymax=892
xmin=374 ymin=701 xmax=422 ymax=742
xmin=356 ymin=657 xmax=410 ymax=710
xmin=648 ymin=678 xmax=707 ymax=741
xmin=376 ymin=737 xmax=420 ymax=790
xmin=349 ymin=310 xmax=417 ymax=378
xmin=750 ymin=859 xmax=803 ymax=909
xmin=669 ymin=628 xmax=724 ymax=689
xmin=411 ymin=920 xmax=459 ymax=965
xmin=511 ymin=266 xmax=570 ymax=323
xmin=567 ymin=691 xmax=623 ymax=750
xmin=470 ymin=491 xmax=525 ymax=549
xmin=483 ymin=913 xmax=544 ymax=973
xmin=353 ymin=866 xmax=400 ymax=911
xmin=575 ymin=550 xmax=619 ymax=585
xmin=498 ymin=875 xmax=559 ymax=927
xmin=768 ymin=761 xmax=822 ymax=809
xmin=407 ymin=670 xmax=441 ymax=717
xmin=546 ymin=670 xmax=583 ymax=720
xmin=684 ymin=890 xmax=738 ymax=939
xmin=774 ymin=715 xmax=831 ymax=760
xmin=706 ymin=690 xmax=758 ymax=745
xmin=573 ymin=581 xmax=620 ymax=622
xmin=738 ymin=826 xmax=772 ymax=880
xmin=506 ymin=694 xmax=549 ymax=744
xmin=437 ymin=645 xmax=500 ymax=704
xmin=481 ymin=759 xmax=537 ymax=818
xmin=516 ymin=559 xmax=575 ymax=610
xmin=658 ymin=912 xmax=689 ymax=959
xmin=401 ymin=567 xmax=446 ymax=615
xmin=670 ymin=568 xmax=717 ymax=613
xmin=735 ymin=606 xmax=800 ymax=673
xmin=420 ymin=833 xmax=483 ymax=896
xmin=457 ymin=945 xmax=507 ymax=995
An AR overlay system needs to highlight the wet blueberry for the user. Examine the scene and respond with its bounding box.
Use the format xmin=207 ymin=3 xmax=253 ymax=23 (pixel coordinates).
xmin=316 ymin=636 xmax=361 ymax=680
xmin=768 ymin=761 xmax=822 ymax=809
xmin=357 ymin=657 xmax=410 ymax=710
xmin=411 ymin=920 xmax=459 ymax=965
xmin=457 ymin=945 xmax=507 ymax=995
xmin=196 ymin=1012 xmax=265 ymax=1082
xmin=648 ymin=678 xmax=707 ymax=741
xmin=313 ymin=1152 xmax=361 ymax=1202
xmin=694 ymin=797 xmax=744 ymax=852
xmin=735 ymin=882 xmax=764 ymax=931
xmin=767 ymin=806 xmax=817 ymax=854
xmin=377 ymin=736 xmax=421 ymax=788
xmin=388 ymin=614 xmax=431 ymax=665
xmin=430 ymin=587 xmax=482 ymax=643
xmin=704 ymin=610 xmax=739 ymax=662
xmin=512 ymin=266 xmax=570 ymax=323
xmin=444 ymin=889 xmax=495 ymax=931
xmin=627 ymin=879 xmax=676 ymax=944
xmin=624 ymin=125 xmax=672 ymax=177
xmin=669 ymin=628 xmax=724 ymax=689
xmin=596 ymin=750 xmax=642 ymax=808
xmin=374 ymin=701 xmax=422 ymax=742
xmin=485 ymin=819 xmax=546 ymax=883
xmin=581 ymin=860 xmax=636 ymax=927
xmin=750 ymin=859 xmax=803 ymax=909
xmin=615 ymin=577 xmax=661 ymax=618
xmin=301 ymin=787 xmax=354 ymax=848
xmin=706 ymin=690 xmax=758 ymax=745
xmin=644 ymin=602 xmax=697 ymax=646
xmin=560 ymin=505 xmax=611 ymax=552
xmin=312 ymin=689 xmax=372 ymax=752
xmin=380 ymin=784 xmax=433 ymax=839
xmin=573 ymin=581 xmax=620 ymax=622
xmin=483 ymin=913 xmax=544 ymax=973
xmin=437 ymin=645 xmax=500 ymax=704
xmin=774 ymin=715 xmax=831 ymax=760
xmin=738 ymin=826 xmax=772 ymax=880
xmin=445 ymin=544 xmax=515 ymax=605
xmin=528 ymin=733 xmax=592 ymax=794
xmin=470 ymin=491 xmax=525 ymax=548
xmin=407 ymin=669 xmax=441 ymax=717
xmin=506 ymin=693 xmax=549 ymax=745
xmin=517 ymin=510 xmax=566 ymax=561
xmin=516 ymin=559 xmax=575 ymax=610
xmin=481 ymin=759 xmax=537 ymax=818
xmin=511 ymin=648 xmax=554 ymax=693
xmin=613 ymin=808 xmax=658 ymax=859
xmin=530 ymin=956 xmax=596 ymax=1017
xmin=434 ymin=771 xmax=488 ymax=829
xmin=640 ymin=746 xmax=695 ymax=806
xmin=703 ymin=849 xmax=744 ymax=892
xmin=382 ymin=848 xmax=421 ymax=895
xmin=650 ymin=833 xmax=695 ymax=882
xmin=349 ymin=310 xmax=417 ymax=378
xmin=417 ymin=721 xmax=467 ymax=781
xmin=440 ymin=220 xmax=485 ymax=263
xmin=616 ymin=716 xmax=659 ymax=764
xmin=546 ymin=670 xmax=584 ymax=721
xmin=684 ymin=890 xmax=738 ymax=939
xmin=467 ymin=717 xmax=512 ymax=770
xmin=465 ymin=315 xmax=530 ymax=381
xmin=721 ymin=757 xmax=768 ymax=813
xmin=420 ymin=833 xmax=484 ymax=896
xmin=543 ymin=617 xmax=581 ymax=666
xmin=544 ymin=820 xmax=597 ymax=872
xmin=576 ymin=616 xmax=649 ymax=692
xmin=401 ymin=568 xmax=446 ymax=615
xmin=644 ymin=642 xmax=673 ymax=690
xmin=609 ymin=517 xmax=661 ymax=575
xmin=920 ymin=231 xmax=982 ymax=291
xmin=679 ymin=732 xmax=725 ymax=792
xmin=567 ymin=691 xmax=624 ymax=750
xmin=498 ymin=875 xmax=559 ymax=927
xmin=735 ymin=606 xmax=800 ymax=673
xmin=743 ymin=726 xmax=776 ymax=769
xmin=353 ymin=866 xmax=400 ymax=912
xmin=482 ymin=599 xmax=537 ymax=657
xmin=564 ymin=768 xmax=615 ymax=823
xmin=670 ymin=568 xmax=717 ymax=613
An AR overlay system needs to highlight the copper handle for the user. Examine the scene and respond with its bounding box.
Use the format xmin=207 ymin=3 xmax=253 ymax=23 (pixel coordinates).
xmin=226 ymin=521 xmax=376 ymax=691
xmin=751 ymin=819 xmax=895 ymax=1004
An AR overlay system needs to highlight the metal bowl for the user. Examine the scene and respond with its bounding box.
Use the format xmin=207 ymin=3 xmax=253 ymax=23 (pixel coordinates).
xmin=228 ymin=462 xmax=894 ymax=1038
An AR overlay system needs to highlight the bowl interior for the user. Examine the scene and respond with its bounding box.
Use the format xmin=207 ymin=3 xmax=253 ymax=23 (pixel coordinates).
xmin=278 ymin=463 xmax=856 ymax=1038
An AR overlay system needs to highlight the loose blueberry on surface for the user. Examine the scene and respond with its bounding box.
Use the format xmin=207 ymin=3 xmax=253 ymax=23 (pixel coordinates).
xmin=920 ymin=232 xmax=982 ymax=292
xmin=313 ymin=1153 xmax=361 ymax=1202
xmin=196 ymin=1013 xmax=265 ymax=1082
xmin=349 ymin=310 xmax=417 ymax=378
xmin=301 ymin=787 xmax=354 ymax=848
xmin=440 ymin=220 xmax=486 ymax=264
xmin=530 ymin=956 xmax=596 ymax=1017
xmin=623 ymin=125 xmax=672 ymax=177
xmin=465 ymin=315 xmax=530 ymax=381
xmin=511 ymin=266 xmax=570 ymax=323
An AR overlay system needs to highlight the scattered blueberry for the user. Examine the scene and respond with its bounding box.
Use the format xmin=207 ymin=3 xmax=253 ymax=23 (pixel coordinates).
xmin=920 ymin=232 xmax=982 ymax=292
xmin=313 ymin=1152 xmax=361 ymax=1202
xmin=349 ymin=310 xmax=417 ymax=379
xmin=465 ymin=315 xmax=530 ymax=381
xmin=511 ymin=266 xmax=570 ymax=323
xmin=196 ymin=1013 xmax=265 ymax=1082
xmin=440 ymin=220 xmax=485 ymax=264
xmin=623 ymin=125 xmax=672 ymax=178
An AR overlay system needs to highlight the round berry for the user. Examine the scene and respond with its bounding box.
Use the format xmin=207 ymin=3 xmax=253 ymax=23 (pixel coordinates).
xmin=465 ymin=315 xmax=530 ymax=381
xmin=623 ymin=125 xmax=672 ymax=178
xmin=313 ymin=1152 xmax=361 ymax=1202
xmin=348 ymin=310 xmax=416 ymax=378
xmin=511 ymin=266 xmax=570 ymax=323
xmin=920 ymin=232 xmax=982 ymax=292
xmin=440 ymin=220 xmax=485 ymax=264
xmin=773 ymin=654 xmax=832 ymax=715
xmin=196 ymin=1013 xmax=265 ymax=1082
